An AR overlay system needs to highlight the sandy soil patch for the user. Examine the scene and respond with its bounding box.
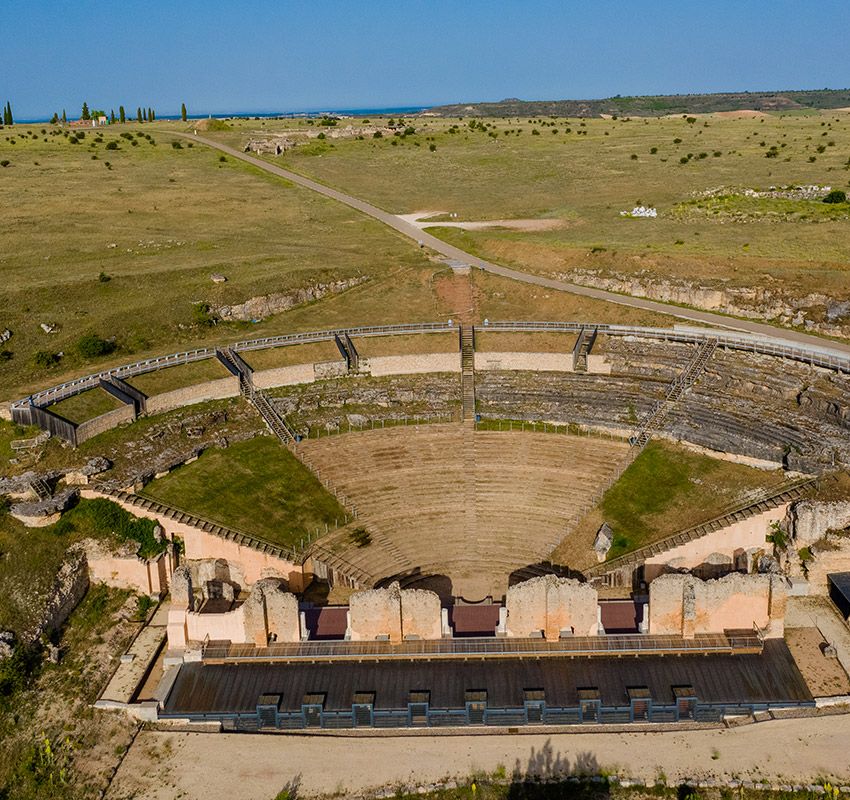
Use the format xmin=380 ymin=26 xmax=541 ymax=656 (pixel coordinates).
xmin=786 ymin=627 xmax=850 ymax=696
xmin=108 ymin=715 xmax=850 ymax=799
xmin=398 ymin=212 xmax=566 ymax=232
xmin=713 ymin=110 xmax=769 ymax=119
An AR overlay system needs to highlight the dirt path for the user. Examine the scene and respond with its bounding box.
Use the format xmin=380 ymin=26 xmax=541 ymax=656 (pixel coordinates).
xmin=398 ymin=211 xmax=565 ymax=232
xmin=177 ymin=132 xmax=850 ymax=359
xmin=108 ymin=715 xmax=850 ymax=799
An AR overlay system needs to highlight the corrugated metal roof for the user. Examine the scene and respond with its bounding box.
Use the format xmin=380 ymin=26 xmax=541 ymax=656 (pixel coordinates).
xmin=165 ymin=640 xmax=811 ymax=714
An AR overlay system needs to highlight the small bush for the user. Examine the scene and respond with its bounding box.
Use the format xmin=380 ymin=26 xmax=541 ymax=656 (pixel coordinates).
xmin=649 ymin=147 xmax=658 ymax=154
xmin=171 ymin=141 xmax=183 ymax=149
xmin=429 ymin=143 xmax=437 ymax=152
xmin=105 ymin=141 xmax=118 ymax=150
xmin=33 ymin=350 xmax=60 ymax=368
xmin=372 ymin=131 xmax=383 ymax=139
xmin=98 ymin=271 xmax=111 ymax=283
xmin=218 ymin=155 xmax=227 ymax=162
xmin=823 ymin=189 xmax=847 ymax=204
xmin=0 ymin=349 xmax=12 ymax=361
xmin=76 ymin=332 xmax=116 ymax=358
xmin=191 ymin=302 xmax=217 ymax=327
xmin=0 ymin=160 xmax=9 ymax=167
xmin=630 ymin=153 xmax=638 ymax=160
xmin=349 ymin=527 xmax=372 ymax=548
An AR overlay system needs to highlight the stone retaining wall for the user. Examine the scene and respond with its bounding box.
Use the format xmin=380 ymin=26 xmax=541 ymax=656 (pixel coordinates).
xmin=75 ymin=404 xmax=136 ymax=445
xmin=144 ymin=376 xmax=240 ymax=416
xmin=366 ymin=353 xmax=460 ymax=377
xmin=643 ymin=504 xmax=790 ymax=581
xmin=81 ymin=490 xmax=304 ymax=590
xmin=253 ymin=363 xmax=315 ymax=390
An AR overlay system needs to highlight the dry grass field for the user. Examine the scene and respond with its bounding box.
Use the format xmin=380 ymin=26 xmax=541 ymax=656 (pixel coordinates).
xmin=0 ymin=122 xmax=436 ymax=400
xmin=205 ymin=112 xmax=850 ymax=330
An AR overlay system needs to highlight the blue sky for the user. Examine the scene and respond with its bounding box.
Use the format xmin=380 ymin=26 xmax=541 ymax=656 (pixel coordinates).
xmin=2 ymin=0 xmax=850 ymax=118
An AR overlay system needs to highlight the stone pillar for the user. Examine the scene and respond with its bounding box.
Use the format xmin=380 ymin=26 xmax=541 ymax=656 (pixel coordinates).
xmin=767 ymin=574 xmax=787 ymax=639
xmin=349 ymin=583 xmax=403 ymax=642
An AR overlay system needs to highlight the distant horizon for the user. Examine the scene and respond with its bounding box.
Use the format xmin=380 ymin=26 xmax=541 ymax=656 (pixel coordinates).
xmin=9 ymin=85 xmax=850 ymax=125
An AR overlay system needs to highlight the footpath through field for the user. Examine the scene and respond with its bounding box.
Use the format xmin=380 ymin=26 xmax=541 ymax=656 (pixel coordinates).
xmin=180 ymin=132 xmax=850 ymax=357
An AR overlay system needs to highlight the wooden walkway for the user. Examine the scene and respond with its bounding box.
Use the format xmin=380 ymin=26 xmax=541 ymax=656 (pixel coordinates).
xmin=200 ymin=631 xmax=763 ymax=664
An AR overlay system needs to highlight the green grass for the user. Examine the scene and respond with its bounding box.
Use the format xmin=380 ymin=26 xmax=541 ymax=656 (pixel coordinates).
xmin=0 ymin=498 xmax=160 ymax=636
xmin=139 ymin=436 xmax=346 ymax=548
xmin=674 ymin=194 xmax=850 ymax=222
xmin=127 ymin=357 xmax=229 ymax=396
xmin=598 ymin=441 xmax=787 ymax=559
xmin=48 ymin=387 xmax=123 ymax=423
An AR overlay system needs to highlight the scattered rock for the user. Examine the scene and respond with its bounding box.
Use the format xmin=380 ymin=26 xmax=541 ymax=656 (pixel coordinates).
xmin=215 ymin=276 xmax=369 ymax=322
xmin=0 ymin=328 xmax=11 ymax=343
xmin=10 ymin=488 xmax=79 ymax=527
xmin=594 ymin=522 xmax=614 ymax=562
xmin=0 ymin=631 xmax=15 ymax=660
xmin=39 ymin=322 xmax=57 ymax=334
xmin=211 ymin=274 xmax=227 ymax=283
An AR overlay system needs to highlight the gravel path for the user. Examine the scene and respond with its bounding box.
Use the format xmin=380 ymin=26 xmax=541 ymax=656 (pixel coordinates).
xmin=108 ymin=715 xmax=850 ymax=799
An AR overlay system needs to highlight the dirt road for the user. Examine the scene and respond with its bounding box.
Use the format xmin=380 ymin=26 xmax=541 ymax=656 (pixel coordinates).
xmin=179 ymin=132 xmax=850 ymax=357
xmin=108 ymin=714 xmax=850 ymax=799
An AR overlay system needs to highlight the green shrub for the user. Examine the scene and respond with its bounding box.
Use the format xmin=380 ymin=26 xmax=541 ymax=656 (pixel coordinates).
xmin=76 ymin=333 xmax=116 ymax=359
xmin=191 ymin=302 xmax=216 ymax=327
xmin=105 ymin=141 xmax=118 ymax=150
xmin=372 ymin=130 xmax=382 ymax=138
xmin=33 ymin=350 xmax=60 ymax=368
xmin=429 ymin=143 xmax=437 ymax=152
xmin=823 ymin=189 xmax=847 ymax=204
xmin=171 ymin=141 xmax=183 ymax=149
xmin=0 ymin=159 xmax=10 ymax=167
xmin=56 ymin=498 xmax=167 ymax=559
xmin=218 ymin=155 xmax=227 ymax=162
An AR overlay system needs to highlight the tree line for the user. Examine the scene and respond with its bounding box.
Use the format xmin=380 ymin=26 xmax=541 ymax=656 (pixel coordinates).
xmin=45 ymin=102 xmax=190 ymax=125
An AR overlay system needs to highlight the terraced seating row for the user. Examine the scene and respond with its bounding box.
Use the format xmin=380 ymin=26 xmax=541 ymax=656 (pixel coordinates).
xmin=298 ymin=424 xmax=629 ymax=598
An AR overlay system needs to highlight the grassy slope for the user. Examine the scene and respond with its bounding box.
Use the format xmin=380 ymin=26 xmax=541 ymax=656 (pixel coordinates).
xmin=139 ymin=436 xmax=346 ymax=547
xmin=552 ymin=440 xmax=787 ymax=566
xmin=230 ymin=112 xmax=850 ymax=301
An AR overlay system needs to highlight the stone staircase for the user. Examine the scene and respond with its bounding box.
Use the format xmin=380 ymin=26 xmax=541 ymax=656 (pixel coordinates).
xmin=630 ymin=338 xmax=718 ymax=449
xmin=583 ymin=476 xmax=817 ymax=580
xmin=460 ymin=325 xmax=476 ymax=422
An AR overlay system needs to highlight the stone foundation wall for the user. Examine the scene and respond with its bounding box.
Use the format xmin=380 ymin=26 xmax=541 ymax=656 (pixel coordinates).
xmin=169 ymin=574 xmax=301 ymax=649
xmin=86 ymin=546 xmax=174 ymax=597
xmin=648 ymin=573 xmax=786 ymax=638
xmin=505 ymin=575 xmax=598 ymax=640
xmin=144 ymin=376 xmax=240 ymax=416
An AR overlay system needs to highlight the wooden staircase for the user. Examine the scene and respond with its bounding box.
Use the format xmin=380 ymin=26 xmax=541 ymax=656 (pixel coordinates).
xmin=460 ymin=325 xmax=476 ymax=422
xmin=630 ymin=338 xmax=718 ymax=449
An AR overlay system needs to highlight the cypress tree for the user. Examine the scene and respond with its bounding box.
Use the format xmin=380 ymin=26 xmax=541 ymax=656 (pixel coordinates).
xmin=151 ymin=108 xmax=155 ymax=121
xmin=110 ymin=109 xmax=116 ymax=124
xmin=147 ymin=107 xmax=153 ymax=122
xmin=50 ymin=112 xmax=58 ymax=125
xmin=119 ymin=105 xmax=125 ymax=124
xmin=8 ymin=102 xmax=14 ymax=125
xmin=143 ymin=108 xmax=147 ymax=122
xmin=81 ymin=102 xmax=90 ymax=120
xmin=2 ymin=103 xmax=7 ymax=126
xmin=137 ymin=107 xmax=142 ymax=123
xmin=61 ymin=109 xmax=67 ymax=125
xmin=181 ymin=103 xmax=187 ymax=122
